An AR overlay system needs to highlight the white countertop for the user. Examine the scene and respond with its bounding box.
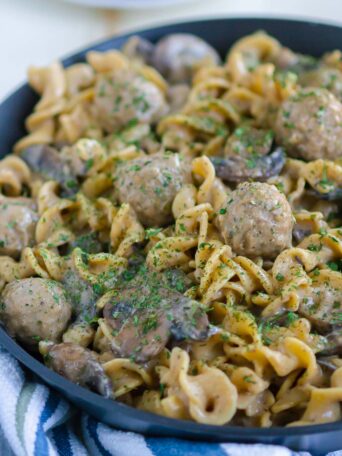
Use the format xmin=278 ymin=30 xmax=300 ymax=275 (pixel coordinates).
xmin=1 ymin=0 xmax=342 ymax=100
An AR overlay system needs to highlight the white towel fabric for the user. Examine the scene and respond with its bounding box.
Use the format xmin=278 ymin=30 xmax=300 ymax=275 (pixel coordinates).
xmin=0 ymin=345 xmax=339 ymax=456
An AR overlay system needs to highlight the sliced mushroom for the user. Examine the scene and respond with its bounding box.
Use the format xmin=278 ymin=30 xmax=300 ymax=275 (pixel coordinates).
xmin=299 ymin=293 xmax=342 ymax=334
xmin=299 ymin=299 xmax=341 ymax=334
xmin=61 ymin=266 xmax=104 ymax=349
xmin=62 ymin=252 xmax=124 ymax=323
xmin=317 ymin=356 xmax=338 ymax=372
xmin=46 ymin=342 xmax=112 ymax=397
xmin=211 ymin=147 xmax=285 ymax=183
xmin=318 ymin=330 xmax=342 ymax=356
xmin=152 ymin=34 xmax=221 ymax=83
xmin=161 ymin=268 xmax=194 ymax=293
xmin=103 ymin=291 xmax=170 ymax=362
xmin=20 ymin=145 xmax=78 ymax=195
xmin=293 ymin=226 xmax=313 ymax=245
xmin=62 ymin=268 xmax=99 ymax=321
xmin=100 ymin=273 xmax=209 ymax=362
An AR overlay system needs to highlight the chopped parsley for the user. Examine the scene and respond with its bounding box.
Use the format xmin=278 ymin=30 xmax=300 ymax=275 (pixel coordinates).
xmin=145 ymin=228 xmax=162 ymax=238
xmin=327 ymin=260 xmax=342 ymax=272
xmin=307 ymin=243 xmax=322 ymax=252
xmin=243 ymin=375 xmax=256 ymax=384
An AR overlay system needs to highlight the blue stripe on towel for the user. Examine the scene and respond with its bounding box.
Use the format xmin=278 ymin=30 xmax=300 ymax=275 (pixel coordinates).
xmin=34 ymin=390 xmax=59 ymax=456
xmin=52 ymin=423 xmax=73 ymax=456
xmin=41 ymin=391 xmax=60 ymax=427
xmin=86 ymin=416 xmax=112 ymax=456
xmin=146 ymin=437 xmax=228 ymax=456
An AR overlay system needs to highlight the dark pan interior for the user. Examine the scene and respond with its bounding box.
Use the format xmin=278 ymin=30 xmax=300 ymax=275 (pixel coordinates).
xmin=0 ymin=17 xmax=342 ymax=456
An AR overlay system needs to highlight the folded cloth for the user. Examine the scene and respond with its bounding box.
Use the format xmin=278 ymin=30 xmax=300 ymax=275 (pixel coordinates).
xmin=0 ymin=346 xmax=337 ymax=456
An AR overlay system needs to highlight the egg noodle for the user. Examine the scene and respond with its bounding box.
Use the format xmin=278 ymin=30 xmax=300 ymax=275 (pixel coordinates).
xmin=0 ymin=31 xmax=341 ymax=428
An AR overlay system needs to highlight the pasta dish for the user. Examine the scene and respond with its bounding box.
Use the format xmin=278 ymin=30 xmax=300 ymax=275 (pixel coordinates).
xmin=0 ymin=31 xmax=342 ymax=428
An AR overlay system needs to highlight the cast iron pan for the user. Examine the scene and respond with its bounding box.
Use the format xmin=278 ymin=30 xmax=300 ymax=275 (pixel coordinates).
xmin=0 ymin=17 xmax=341 ymax=456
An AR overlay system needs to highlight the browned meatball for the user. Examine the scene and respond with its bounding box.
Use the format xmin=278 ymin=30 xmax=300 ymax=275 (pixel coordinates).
xmin=93 ymin=69 xmax=167 ymax=133
xmin=0 ymin=278 xmax=72 ymax=346
xmin=275 ymin=88 xmax=342 ymax=161
xmin=218 ymin=182 xmax=293 ymax=258
xmin=0 ymin=196 xmax=38 ymax=258
xmin=114 ymin=152 xmax=192 ymax=227
xmin=299 ymin=67 xmax=342 ymax=100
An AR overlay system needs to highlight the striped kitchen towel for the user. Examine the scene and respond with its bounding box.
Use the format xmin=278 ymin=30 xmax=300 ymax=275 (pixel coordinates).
xmin=0 ymin=345 xmax=338 ymax=456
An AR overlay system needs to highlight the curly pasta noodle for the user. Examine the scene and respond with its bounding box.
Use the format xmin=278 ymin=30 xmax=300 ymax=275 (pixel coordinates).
xmin=0 ymin=156 xmax=32 ymax=196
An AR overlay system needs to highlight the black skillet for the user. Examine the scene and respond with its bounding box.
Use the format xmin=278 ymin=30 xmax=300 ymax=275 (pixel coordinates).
xmin=0 ymin=17 xmax=342 ymax=456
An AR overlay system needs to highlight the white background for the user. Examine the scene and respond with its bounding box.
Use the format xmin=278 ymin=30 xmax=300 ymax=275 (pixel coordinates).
xmin=1 ymin=0 xmax=342 ymax=100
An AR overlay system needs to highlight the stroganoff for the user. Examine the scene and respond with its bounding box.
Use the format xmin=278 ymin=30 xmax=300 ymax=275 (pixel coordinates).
xmin=0 ymin=31 xmax=342 ymax=427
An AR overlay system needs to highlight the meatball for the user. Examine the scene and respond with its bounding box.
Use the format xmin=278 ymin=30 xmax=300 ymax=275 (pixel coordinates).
xmin=114 ymin=153 xmax=192 ymax=227
xmin=152 ymin=34 xmax=221 ymax=84
xmin=0 ymin=196 xmax=38 ymax=258
xmin=0 ymin=278 xmax=72 ymax=346
xmin=218 ymin=182 xmax=293 ymax=258
xmin=274 ymin=88 xmax=342 ymax=161
xmin=93 ymin=69 xmax=167 ymax=133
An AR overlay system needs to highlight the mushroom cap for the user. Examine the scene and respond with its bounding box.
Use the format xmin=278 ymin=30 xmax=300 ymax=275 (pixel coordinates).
xmin=152 ymin=33 xmax=221 ymax=83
